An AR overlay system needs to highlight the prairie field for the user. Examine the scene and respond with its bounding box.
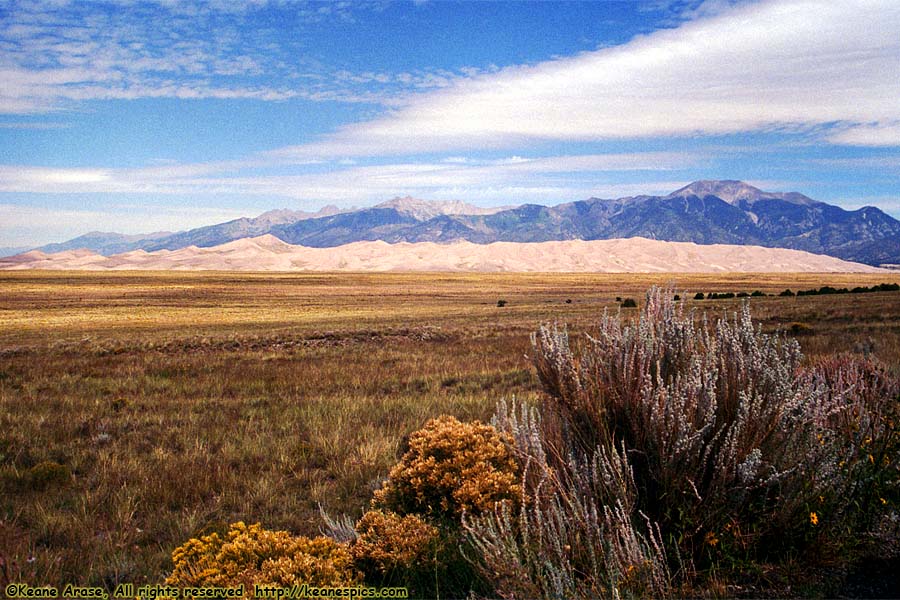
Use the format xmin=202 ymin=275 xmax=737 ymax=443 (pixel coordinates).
xmin=1 ymin=270 xmax=899 ymax=588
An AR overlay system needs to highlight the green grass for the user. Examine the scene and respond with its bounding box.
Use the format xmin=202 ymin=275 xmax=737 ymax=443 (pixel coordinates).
xmin=0 ymin=271 xmax=898 ymax=586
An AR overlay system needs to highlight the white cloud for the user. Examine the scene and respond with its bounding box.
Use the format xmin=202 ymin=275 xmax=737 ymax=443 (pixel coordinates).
xmin=271 ymin=0 xmax=900 ymax=158
xmin=0 ymin=203 xmax=111 ymax=229
xmin=827 ymin=122 xmax=900 ymax=147
xmin=0 ymin=151 xmax=700 ymax=203
xmin=0 ymin=121 xmax=69 ymax=129
xmin=0 ymin=166 xmax=112 ymax=188
xmin=806 ymin=155 xmax=900 ymax=169
xmin=0 ymin=2 xmax=493 ymax=113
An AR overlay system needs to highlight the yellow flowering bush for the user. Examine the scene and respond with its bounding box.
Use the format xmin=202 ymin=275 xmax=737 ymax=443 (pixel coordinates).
xmin=350 ymin=510 xmax=440 ymax=582
xmin=167 ymin=522 xmax=359 ymax=588
xmin=373 ymin=415 xmax=520 ymax=520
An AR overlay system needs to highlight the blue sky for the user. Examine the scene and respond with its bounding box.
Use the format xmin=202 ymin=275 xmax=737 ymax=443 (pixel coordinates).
xmin=1 ymin=0 xmax=900 ymax=247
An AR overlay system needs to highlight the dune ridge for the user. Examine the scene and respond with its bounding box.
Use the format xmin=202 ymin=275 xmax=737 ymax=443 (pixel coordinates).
xmin=0 ymin=234 xmax=883 ymax=273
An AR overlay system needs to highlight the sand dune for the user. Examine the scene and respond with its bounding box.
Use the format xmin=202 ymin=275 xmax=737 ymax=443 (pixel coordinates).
xmin=0 ymin=234 xmax=883 ymax=273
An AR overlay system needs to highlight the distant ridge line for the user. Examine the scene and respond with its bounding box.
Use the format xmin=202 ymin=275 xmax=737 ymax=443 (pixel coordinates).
xmin=27 ymin=180 xmax=900 ymax=267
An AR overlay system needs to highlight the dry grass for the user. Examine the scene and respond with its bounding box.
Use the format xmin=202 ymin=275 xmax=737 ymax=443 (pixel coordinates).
xmin=0 ymin=271 xmax=897 ymax=587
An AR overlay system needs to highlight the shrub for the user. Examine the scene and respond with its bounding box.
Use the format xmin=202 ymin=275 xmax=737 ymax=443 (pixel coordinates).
xmin=779 ymin=288 xmax=795 ymax=297
xmin=466 ymin=400 xmax=673 ymax=599
xmin=694 ymin=292 xmax=705 ymax=300
xmin=350 ymin=510 xmax=440 ymax=591
xmin=361 ymin=416 xmax=520 ymax=597
xmin=25 ymin=461 xmax=71 ymax=492
xmin=167 ymin=522 xmax=359 ymax=588
xmin=528 ymin=289 xmax=862 ymax=558
xmin=806 ymin=355 xmax=900 ymax=535
xmin=621 ymin=298 xmax=637 ymax=308
xmin=788 ymin=321 xmax=813 ymax=335
xmin=465 ymin=288 xmax=899 ymax=598
xmin=497 ymin=299 xmax=508 ymax=307
xmin=373 ymin=415 xmax=520 ymax=521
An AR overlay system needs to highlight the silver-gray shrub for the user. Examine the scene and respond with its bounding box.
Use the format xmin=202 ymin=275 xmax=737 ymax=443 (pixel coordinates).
xmin=464 ymin=399 xmax=673 ymax=599
xmin=464 ymin=287 xmax=899 ymax=598
xmin=532 ymin=288 xmax=841 ymax=547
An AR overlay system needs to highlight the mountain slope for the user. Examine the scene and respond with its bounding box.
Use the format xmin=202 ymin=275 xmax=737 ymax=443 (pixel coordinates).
xmin=34 ymin=206 xmax=343 ymax=255
xmin=139 ymin=206 xmax=344 ymax=251
xmin=271 ymin=207 xmax=422 ymax=246
xmin=37 ymin=231 xmax=174 ymax=255
xmin=0 ymin=246 xmax=32 ymax=258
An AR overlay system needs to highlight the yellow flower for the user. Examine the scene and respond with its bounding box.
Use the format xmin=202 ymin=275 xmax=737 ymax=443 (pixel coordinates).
xmin=809 ymin=512 xmax=819 ymax=526
xmin=704 ymin=532 xmax=719 ymax=547
xmin=880 ymin=497 xmax=888 ymax=505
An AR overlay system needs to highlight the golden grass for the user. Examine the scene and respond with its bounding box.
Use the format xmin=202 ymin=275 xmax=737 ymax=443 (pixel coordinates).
xmin=0 ymin=271 xmax=898 ymax=586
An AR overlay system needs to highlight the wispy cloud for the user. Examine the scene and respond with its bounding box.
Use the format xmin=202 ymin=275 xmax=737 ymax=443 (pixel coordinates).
xmin=0 ymin=150 xmax=701 ymax=205
xmin=827 ymin=122 xmax=900 ymax=147
xmin=0 ymin=1 xmax=488 ymax=113
xmin=806 ymin=155 xmax=900 ymax=169
xmin=0 ymin=121 xmax=69 ymax=129
xmin=269 ymin=0 xmax=900 ymax=158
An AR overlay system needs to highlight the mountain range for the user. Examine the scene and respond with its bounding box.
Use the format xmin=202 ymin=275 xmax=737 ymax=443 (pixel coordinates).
xmin=27 ymin=181 xmax=900 ymax=267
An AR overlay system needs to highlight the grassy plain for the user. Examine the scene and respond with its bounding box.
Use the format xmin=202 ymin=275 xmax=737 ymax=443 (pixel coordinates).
xmin=1 ymin=270 xmax=898 ymax=586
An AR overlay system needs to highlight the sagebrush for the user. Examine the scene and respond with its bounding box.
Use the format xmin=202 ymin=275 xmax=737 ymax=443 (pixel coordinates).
xmin=464 ymin=288 xmax=900 ymax=598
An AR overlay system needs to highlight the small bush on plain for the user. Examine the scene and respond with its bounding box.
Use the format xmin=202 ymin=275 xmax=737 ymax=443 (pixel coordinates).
xmin=372 ymin=414 xmax=520 ymax=521
xmin=350 ymin=510 xmax=440 ymax=590
xmin=167 ymin=522 xmax=359 ymax=588
xmin=25 ymin=461 xmax=71 ymax=492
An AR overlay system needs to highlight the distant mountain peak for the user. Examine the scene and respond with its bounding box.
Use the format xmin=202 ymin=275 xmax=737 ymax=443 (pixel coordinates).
xmin=668 ymin=180 xmax=816 ymax=206
xmin=668 ymin=180 xmax=768 ymax=203
xmin=375 ymin=196 xmax=509 ymax=220
xmin=253 ymin=206 xmax=343 ymax=225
